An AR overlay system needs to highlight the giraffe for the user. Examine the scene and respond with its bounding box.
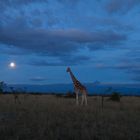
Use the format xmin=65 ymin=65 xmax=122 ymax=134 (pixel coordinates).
xmin=66 ymin=67 xmax=88 ymax=105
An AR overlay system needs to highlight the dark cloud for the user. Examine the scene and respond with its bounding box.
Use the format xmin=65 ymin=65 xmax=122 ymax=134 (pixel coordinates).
xmin=0 ymin=23 xmax=126 ymax=57
xmin=99 ymin=18 xmax=134 ymax=31
xmin=29 ymin=55 xmax=91 ymax=66
xmin=30 ymin=60 xmax=64 ymax=66
xmin=103 ymin=62 xmax=139 ymax=72
xmin=60 ymin=55 xmax=91 ymax=65
xmin=0 ymin=0 xmax=48 ymax=12
xmin=105 ymin=0 xmax=140 ymax=14
xmin=0 ymin=44 xmax=27 ymax=55
xmin=57 ymin=0 xmax=80 ymax=6
xmin=132 ymin=76 xmax=140 ymax=82
xmin=116 ymin=63 xmax=140 ymax=77
xmin=120 ymin=48 xmax=140 ymax=76
xmin=30 ymin=19 xmax=43 ymax=27
xmin=95 ymin=59 xmax=140 ymax=82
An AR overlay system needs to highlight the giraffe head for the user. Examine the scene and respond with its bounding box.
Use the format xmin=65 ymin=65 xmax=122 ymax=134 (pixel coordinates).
xmin=66 ymin=67 xmax=71 ymax=72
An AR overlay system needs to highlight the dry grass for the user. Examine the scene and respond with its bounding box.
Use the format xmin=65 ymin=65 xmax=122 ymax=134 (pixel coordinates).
xmin=0 ymin=94 xmax=140 ymax=140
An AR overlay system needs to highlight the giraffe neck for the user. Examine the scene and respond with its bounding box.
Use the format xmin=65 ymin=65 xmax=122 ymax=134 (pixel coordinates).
xmin=69 ymin=70 xmax=77 ymax=84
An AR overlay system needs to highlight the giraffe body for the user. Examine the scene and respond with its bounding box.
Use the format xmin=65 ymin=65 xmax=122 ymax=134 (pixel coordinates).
xmin=67 ymin=67 xmax=88 ymax=105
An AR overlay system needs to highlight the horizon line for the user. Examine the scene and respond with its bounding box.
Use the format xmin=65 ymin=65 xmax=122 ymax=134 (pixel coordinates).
xmin=7 ymin=82 xmax=140 ymax=86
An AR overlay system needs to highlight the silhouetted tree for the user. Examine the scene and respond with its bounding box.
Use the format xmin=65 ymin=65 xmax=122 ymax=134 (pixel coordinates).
xmin=109 ymin=92 xmax=121 ymax=102
xmin=65 ymin=91 xmax=75 ymax=98
xmin=0 ymin=81 xmax=6 ymax=94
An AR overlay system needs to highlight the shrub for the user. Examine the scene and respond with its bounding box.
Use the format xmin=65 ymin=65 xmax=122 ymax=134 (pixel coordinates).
xmin=109 ymin=92 xmax=121 ymax=102
xmin=0 ymin=81 xmax=6 ymax=94
xmin=65 ymin=91 xmax=75 ymax=98
xmin=55 ymin=94 xmax=63 ymax=98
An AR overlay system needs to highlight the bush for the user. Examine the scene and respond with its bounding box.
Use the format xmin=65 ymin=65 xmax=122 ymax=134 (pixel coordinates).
xmin=55 ymin=94 xmax=63 ymax=98
xmin=65 ymin=91 xmax=75 ymax=98
xmin=109 ymin=92 xmax=121 ymax=102
xmin=0 ymin=81 xmax=6 ymax=94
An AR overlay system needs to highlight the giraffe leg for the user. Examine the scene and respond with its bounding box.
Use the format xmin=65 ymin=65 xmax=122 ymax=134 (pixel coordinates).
xmin=75 ymin=90 xmax=79 ymax=105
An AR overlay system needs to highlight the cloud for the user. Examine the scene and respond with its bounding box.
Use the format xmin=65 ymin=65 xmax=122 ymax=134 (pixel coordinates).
xmin=0 ymin=0 xmax=48 ymax=12
xmin=132 ymin=76 xmax=140 ymax=82
xmin=95 ymin=60 xmax=140 ymax=82
xmin=105 ymin=0 xmax=140 ymax=14
xmin=30 ymin=76 xmax=47 ymax=82
xmin=57 ymin=0 xmax=80 ymax=6
xmin=30 ymin=19 xmax=43 ymax=27
xmin=120 ymin=48 xmax=140 ymax=79
xmin=96 ymin=62 xmax=140 ymax=72
xmin=116 ymin=63 xmax=140 ymax=82
xmin=29 ymin=55 xmax=91 ymax=66
xmin=0 ymin=23 xmax=126 ymax=57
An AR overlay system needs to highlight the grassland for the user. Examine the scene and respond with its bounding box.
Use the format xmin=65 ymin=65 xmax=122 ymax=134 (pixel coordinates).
xmin=0 ymin=94 xmax=140 ymax=140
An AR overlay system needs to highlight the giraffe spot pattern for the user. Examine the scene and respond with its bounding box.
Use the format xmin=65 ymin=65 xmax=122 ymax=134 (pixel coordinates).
xmin=74 ymin=80 xmax=86 ymax=90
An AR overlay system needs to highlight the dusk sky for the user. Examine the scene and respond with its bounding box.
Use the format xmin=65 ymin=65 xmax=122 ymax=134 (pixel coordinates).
xmin=0 ymin=0 xmax=140 ymax=84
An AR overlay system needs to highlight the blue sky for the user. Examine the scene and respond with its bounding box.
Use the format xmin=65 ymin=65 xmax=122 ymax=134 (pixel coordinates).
xmin=0 ymin=0 xmax=140 ymax=84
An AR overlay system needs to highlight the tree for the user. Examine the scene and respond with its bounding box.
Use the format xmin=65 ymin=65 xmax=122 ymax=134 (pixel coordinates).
xmin=0 ymin=81 xmax=6 ymax=94
xmin=109 ymin=92 xmax=121 ymax=102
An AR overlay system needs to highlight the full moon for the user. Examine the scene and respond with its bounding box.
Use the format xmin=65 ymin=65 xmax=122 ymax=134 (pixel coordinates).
xmin=9 ymin=62 xmax=16 ymax=68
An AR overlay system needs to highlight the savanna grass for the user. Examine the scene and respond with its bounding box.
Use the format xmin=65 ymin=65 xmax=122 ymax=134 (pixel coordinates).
xmin=0 ymin=94 xmax=140 ymax=140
